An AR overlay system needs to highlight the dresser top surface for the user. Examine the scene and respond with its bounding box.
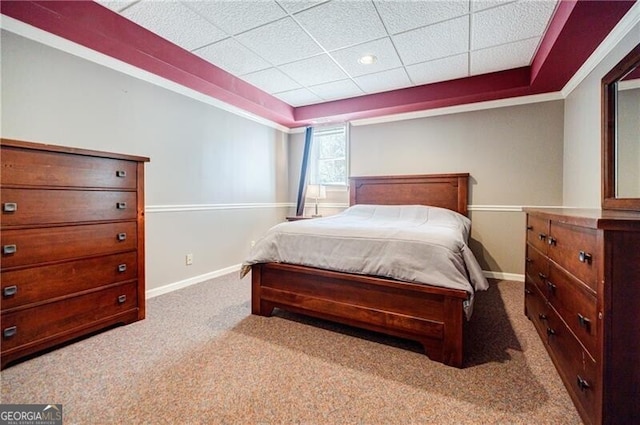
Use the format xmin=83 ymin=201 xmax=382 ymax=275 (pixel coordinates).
xmin=1 ymin=138 xmax=150 ymax=163
xmin=524 ymin=207 xmax=640 ymax=229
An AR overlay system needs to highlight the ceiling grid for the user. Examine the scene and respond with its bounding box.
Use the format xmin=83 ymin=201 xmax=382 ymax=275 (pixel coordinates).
xmin=98 ymin=0 xmax=559 ymax=106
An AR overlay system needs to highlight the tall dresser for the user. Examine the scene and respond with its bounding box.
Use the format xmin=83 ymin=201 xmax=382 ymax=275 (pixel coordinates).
xmin=1 ymin=139 xmax=149 ymax=369
xmin=524 ymin=208 xmax=640 ymax=425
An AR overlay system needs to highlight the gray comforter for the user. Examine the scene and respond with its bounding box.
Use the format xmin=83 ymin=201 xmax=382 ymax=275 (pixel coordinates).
xmin=241 ymin=204 xmax=489 ymax=318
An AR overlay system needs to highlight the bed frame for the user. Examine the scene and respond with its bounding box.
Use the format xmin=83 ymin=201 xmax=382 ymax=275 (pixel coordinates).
xmin=251 ymin=173 xmax=471 ymax=367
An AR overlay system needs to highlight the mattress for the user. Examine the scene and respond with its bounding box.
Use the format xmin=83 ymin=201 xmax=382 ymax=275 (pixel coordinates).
xmin=241 ymin=204 xmax=489 ymax=318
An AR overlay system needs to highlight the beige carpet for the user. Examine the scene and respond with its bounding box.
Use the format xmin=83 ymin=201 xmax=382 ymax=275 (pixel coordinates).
xmin=0 ymin=273 xmax=582 ymax=424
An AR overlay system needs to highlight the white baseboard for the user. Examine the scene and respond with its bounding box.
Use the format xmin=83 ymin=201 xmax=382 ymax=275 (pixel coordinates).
xmin=483 ymin=270 xmax=524 ymax=282
xmin=146 ymin=263 xmax=242 ymax=299
xmin=146 ymin=265 xmax=523 ymax=299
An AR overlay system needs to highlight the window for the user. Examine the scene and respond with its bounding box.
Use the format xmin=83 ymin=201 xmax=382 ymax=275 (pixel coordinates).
xmin=308 ymin=124 xmax=348 ymax=187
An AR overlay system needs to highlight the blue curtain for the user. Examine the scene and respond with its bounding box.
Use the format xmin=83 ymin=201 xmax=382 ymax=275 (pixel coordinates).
xmin=295 ymin=127 xmax=313 ymax=217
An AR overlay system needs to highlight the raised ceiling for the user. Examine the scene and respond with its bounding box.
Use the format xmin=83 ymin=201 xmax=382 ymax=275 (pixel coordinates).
xmin=1 ymin=1 xmax=636 ymax=128
xmin=97 ymin=0 xmax=557 ymax=107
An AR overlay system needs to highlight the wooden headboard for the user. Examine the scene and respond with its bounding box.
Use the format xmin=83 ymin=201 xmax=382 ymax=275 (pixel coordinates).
xmin=349 ymin=173 xmax=470 ymax=216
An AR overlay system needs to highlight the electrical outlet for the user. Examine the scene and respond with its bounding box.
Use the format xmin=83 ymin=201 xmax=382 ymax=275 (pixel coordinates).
xmin=186 ymin=253 xmax=193 ymax=265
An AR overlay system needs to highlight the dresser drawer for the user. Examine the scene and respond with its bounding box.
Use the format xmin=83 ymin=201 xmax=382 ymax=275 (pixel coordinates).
xmin=525 ymin=278 xmax=549 ymax=337
xmin=0 ymin=281 xmax=138 ymax=352
xmin=1 ymin=251 xmax=137 ymax=310
xmin=1 ymin=189 xmax=137 ymax=226
xmin=1 ymin=147 xmax=137 ymax=189
xmin=545 ymin=305 xmax=598 ymax=422
xmin=548 ymin=222 xmax=597 ymax=291
xmin=547 ymin=263 xmax=598 ymax=357
xmin=526 ymin=215 xmax=549 ymax=254
xmin=1 ymin=222 xmax=137 ymax=269
xmin=525 ymin=243 xmax=549 ymax=296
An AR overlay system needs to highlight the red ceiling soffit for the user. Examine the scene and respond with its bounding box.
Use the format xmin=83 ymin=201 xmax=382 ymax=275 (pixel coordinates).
xmin=530 ymin=0 xmax=636 ymax=92
xmin=1 ymin=0 xmax=635 ymax=128
xmin=0 ymin=0 xmax=297 ymax=127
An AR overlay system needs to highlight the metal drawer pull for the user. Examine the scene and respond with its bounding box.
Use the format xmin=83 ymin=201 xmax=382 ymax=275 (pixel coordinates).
xmin=116 ymin=170 xmax=127 ymax=178
xmin=116 ymin=202 xmax=127 ymax=210
xmin=525 ymin=257 xmax=533 ymax=264
xmin=118 ymin=295 xmax=127 ymax=304
xmin=576 ymin=376 xmax=590 ymax=392
xmin=117 ymin=233 xmax=127 ymax=241
xmin=538 ymin=233 xmax=547 ymax=241
xmin=577 ymin=314 xmax=591 ymax=330
xmin=578 ymin=251 xmax=592 ymax=264
xmin=526 ymin=225 xmax=533 ymax=231
xmin=547 ymin=236 xmax=557 ymax=246
xmin=524 ymin=288 xmax=532 ymax=295
xmin=3 ymin=326 xmax=17 ymax=338
xmin=546 ymin=281 xmax=557 ymax=293
xmin=2 ymin=244 xmax=17 ymax=255
xmin=3 ymin=202 xmax=17 ymax=212
xmin=3 ymin=286 xmax=18 ymax=297
xmin=538 ymin=313 xmax=547 ymax=321
xmin=118 ymin=264 xmax=127 ymax=272
xmin=546 ymin=327 xmax=556 ymax=344
xmin=538 ymin=272 xmax=548 ymax=281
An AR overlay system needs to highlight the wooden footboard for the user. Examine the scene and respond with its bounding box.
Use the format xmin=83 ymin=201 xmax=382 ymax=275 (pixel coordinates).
xmin=251 ymin=262 xmax=468 ymax=368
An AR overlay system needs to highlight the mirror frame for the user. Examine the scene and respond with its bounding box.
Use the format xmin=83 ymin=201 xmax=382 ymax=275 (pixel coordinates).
xmin=602 ymin=43 xmax=640 ymax=211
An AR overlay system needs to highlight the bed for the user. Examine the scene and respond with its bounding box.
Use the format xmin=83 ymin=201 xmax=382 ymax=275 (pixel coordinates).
xmin=243 ymin=173 xmax=488 ymax=367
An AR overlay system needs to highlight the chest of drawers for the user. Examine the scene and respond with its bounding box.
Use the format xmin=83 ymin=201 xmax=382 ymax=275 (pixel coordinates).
xmin=1 ymin=139 xmax=149 ymax=369
xmin=524 ymin=208 xmax=640 ymax=425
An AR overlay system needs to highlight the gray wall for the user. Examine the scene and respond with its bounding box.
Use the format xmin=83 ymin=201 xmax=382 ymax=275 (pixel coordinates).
xmin=563 ymin=22 xmax=640 ymax=207
xmin=1 ymin=31 xmax=289 ymax=292
xmin=350 ymin=102 xmax=564 ymax=205
xmin=289 ymin=101 xmax=565 ymax=276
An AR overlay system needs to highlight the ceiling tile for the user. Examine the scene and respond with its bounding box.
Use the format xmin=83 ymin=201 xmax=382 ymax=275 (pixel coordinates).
xmin=375 ymin=0 xmax=470 ymax=35
xmin=294 ymin=1 xmax=387 ymax=51
xmin=274 ymin=87 xmax=324 ymax=106
xmin=393 ymin=15 xmax=469 ymax=65
xmin=121 ymin=1 xmax=228 ymax=51
xmin=185 ymin=0 xmax=286 ymax=35
xmin=470 ymin=37 xmax=539 ymax=75
xmin=95 ymin=1 xmax=138 ymax=13
xmin=194 ymin=38 xmax=271 ymax=76
xmin=406 ymin=53 xmax=469 ymax=85
xmin=236 ymin=17 xmax=323 ymax=65
xmin=471 ymin=0 xmax=517 ymax=12
xmin=240 ymin=67 xmax=301 ymax=94
xmin=331 ymin=37 xmax=402 ymax=78
xmin=310 ymin=79 xmax=365 ymax=101
xmin=354 ymin=67 xmax=413 ymax=94
xmin=277 ymin=0 xmax=328 ymax=14
xmin=279 ymin=54 xmax=348 ymax=87
xmin=472 ymin=0 xmax=557 ymax=50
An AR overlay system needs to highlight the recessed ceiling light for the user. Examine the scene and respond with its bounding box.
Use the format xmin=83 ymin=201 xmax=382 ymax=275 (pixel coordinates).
xmin=358 ymin=54 xmax=377 ymax=65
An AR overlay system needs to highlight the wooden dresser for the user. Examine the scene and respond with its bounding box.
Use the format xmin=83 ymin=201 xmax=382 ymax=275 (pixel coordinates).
xmin=524 ymin=208 xmax=640 ymax=425
xmin=1 ymin=139 xmax=149 ymax=369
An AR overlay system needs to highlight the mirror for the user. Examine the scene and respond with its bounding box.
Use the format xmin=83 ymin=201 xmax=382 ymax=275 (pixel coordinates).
xmin=602 ymin=44 xmax=640 ymax=211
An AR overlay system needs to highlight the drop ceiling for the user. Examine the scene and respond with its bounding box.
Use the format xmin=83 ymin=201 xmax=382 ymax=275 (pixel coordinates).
xmin=97 ymin=0 xmax=558 ymax=107
xmin=1 ymin=1 xmax=636 ymax=128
